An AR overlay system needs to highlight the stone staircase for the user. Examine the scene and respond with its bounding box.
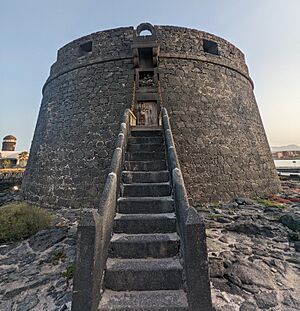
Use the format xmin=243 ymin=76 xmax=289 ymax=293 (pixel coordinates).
xmin=99 ymin=128 xmax=189 ymax=310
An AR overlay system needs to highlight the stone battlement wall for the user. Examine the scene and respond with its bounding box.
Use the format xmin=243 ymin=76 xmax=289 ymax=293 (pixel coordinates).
xmin=46 ymin=26 xmax=250 ymax=92
xmin=48 ymin=27 xmax=134 ymax=81
xmin=22 ymin=25 xmax=280 ymax=209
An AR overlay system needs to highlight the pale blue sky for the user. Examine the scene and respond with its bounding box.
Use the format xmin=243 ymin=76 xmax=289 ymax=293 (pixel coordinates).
xmin=1 ymin=0 xmax=299 ymax=151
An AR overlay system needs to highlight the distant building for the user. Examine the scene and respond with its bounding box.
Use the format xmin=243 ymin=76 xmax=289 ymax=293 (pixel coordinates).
xmin=2 ymin=135 xmax=17 ymax=151
xmin=272 ymin=150 xmax=300 ymax=159
xmin=0 ymin=136 xmax=29 ymax=168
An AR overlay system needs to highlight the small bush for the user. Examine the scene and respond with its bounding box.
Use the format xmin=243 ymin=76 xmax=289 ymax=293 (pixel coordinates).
xmin=62 ymin=265 xmax=75 ymax=279
xmin=51 ymin=250 xmax=67 ymax=265
xmin=256 ymin=198 xmax=285 ymax=209
xmin=211 ymin=202 xmax=221 ymax=208
xmin=208 ymin=213 xmax=222 ymax=219
xmin=0 ymin=202 xmax=52 ymax=243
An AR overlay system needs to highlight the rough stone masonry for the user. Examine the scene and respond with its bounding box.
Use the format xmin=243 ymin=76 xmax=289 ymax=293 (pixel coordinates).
xmin=22 ymin=24 xmax=280 ymax=209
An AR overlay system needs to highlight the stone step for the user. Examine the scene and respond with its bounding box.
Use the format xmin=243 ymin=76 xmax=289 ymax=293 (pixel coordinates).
xmin=114 ymin=213 xmax=176 ymax=234
xmin=105 ymin=258 xmax=183 ymax=291
xmin=127 ymin=143 xmax=164 ymax=153
xmin=122 ymin=182 xmax=171 ymax=197
xmin=98 ymin=289 xmax=189 ymax=310
xmin=125 ymin=152 xmax=165 ymax=161
xmin=124 ymin=160 xmax=167 ymax=171
xmin=122 ymin=170 xmax=169 ymax=183
xmin=128 ymin=136 xmax=163 ymax=145
xmin=118 ymin=197 xmax=174 ymax=214
xmin=109 ymin=232 xmax=179 ymax=258
xmin=130 ymin=129 xmax=162 ymax=137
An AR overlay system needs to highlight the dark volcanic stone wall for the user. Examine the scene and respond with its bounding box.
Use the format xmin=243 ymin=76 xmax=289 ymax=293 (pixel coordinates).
xmin=159 ymin=58 xmax=279 ymax=202
xmin=22 ymin=25 xmax=280 ymax=209
xmin=23 ymin=28 xmax=134 ymax=209
xmin=155 ymin=26 xmax=280 ymax=203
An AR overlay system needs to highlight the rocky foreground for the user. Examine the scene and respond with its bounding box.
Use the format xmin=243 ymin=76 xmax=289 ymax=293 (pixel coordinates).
xmin=0 ymin=178 xmax=299 ymax=311
xmin=0 ymin=209 xmax=78 ymax=311
xmin=202 ymin=181 xmax=300 ymax=310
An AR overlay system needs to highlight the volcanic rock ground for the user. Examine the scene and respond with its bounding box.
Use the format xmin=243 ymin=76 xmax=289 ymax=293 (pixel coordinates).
xmin=201 ymin=178 xmax=300 ymax=311
xmin=0 ymin=177 xmax=299 ymax=311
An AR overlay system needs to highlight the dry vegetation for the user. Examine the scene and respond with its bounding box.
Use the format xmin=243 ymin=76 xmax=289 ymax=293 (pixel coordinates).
xmin=0 ymin=202 xmax=53 ymax=243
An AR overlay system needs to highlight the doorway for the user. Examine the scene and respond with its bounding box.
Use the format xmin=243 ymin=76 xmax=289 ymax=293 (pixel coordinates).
xmin=136 ymin=101 xmax=158 ymax=126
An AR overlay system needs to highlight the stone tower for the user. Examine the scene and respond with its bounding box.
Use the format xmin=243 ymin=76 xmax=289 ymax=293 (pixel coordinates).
xmin=22 ymin=23 xmax=280 ymax=209
xmin=2 ymin=135 xmax=17 ymax=151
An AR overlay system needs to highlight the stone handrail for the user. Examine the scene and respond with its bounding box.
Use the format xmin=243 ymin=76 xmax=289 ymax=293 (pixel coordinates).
xmin=162 ymin=107 xmax=212 ymax=311
xmin=72 ymin=108 xmax=131 ymax=311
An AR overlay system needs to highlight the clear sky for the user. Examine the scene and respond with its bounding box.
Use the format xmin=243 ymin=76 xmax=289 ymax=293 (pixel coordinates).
xmin=1 ymin=0 xmax=299 ymax=151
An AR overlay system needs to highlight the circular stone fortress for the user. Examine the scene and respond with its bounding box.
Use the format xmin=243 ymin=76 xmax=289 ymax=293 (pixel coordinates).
xmin=22 ymin=23 xmax=280 ymax=209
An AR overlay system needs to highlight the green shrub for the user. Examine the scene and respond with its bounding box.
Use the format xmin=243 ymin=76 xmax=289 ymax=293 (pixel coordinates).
xmin=51 ymin=250 xmax=67 ymax=265
xmin=256 ymin=198 xmax=285 ymax=209
xmin=208 ymin=213 xmax=222 ymax=219
xmin=0 ymin=202 xmax=52 ymax=243
xmin=62 ymin=265 xmax=75 ymax=279
xmin=210 ymin=202 xmax=221 ymax=208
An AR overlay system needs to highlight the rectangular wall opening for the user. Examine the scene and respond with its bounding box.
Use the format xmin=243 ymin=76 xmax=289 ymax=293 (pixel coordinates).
xmin=79 ymin=41 xmax=92 ymax=56
xmin=138 ymin=48 xmax=154 ymax=68
xmin=139 ymin=70 xmax=155 ymax=87
xmin=203 ymin=39 xmax=219 ymax=55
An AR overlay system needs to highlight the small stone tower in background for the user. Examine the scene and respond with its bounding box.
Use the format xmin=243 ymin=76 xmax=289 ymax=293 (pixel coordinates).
xmin=2 ymin=135 xmax=17 ymax=151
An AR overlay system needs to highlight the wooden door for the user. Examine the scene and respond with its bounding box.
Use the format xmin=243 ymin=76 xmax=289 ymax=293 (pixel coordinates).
xmin=136 ymin=101 xmax=158 ymax=126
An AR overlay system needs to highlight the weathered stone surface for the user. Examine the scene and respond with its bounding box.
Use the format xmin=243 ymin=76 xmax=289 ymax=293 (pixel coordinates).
xmin=99 ymin=289 xmax=189 ymax=310
xmin=0 ymin=209 xmax=76 ymax=311
xmin=1 ymin=176 xmax=300 ymax=310
xmin=280 ymin=213 xmax=300 ymax=232
xmin=29 ymin=227 xmax=68 ymax=252
xmin=16 ymin=293 xmax=39 ymax=311
xmin=227 ymin=222 xmax=275 ymax=238
xmin=282 ymin=291 xmax=300 ymax=309
xmin=95 ymin=129 xmax=194 ymax=310
xmin=255 ymin=291 xmax=278 ymax=309
xmin=235 ymin=198 xmax=256 ymax=205
xmin=239 ymin=301 xmax=257 ymax=311
xmin=294 ymin=241 xmax=300 ymax=251
xmin=209 ymin=257 xmax=225 ymax=278
xmin=203 ymin=179 xmax=300 ymax=311
xmin=225 ymin=261 xmax=275 ymax=291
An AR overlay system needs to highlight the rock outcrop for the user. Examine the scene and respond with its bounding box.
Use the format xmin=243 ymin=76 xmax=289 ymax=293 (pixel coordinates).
xmin=0 ymin=209 xmax=78 ymax=311
xmin=201 ymin=179 xmax=300 ymax=310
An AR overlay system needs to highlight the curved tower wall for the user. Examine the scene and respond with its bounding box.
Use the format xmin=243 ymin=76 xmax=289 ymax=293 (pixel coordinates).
xmin=22 ymin=25 xmax=280 ymax=209
xmin=156 ymin=26 xmax=280 ymax=203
